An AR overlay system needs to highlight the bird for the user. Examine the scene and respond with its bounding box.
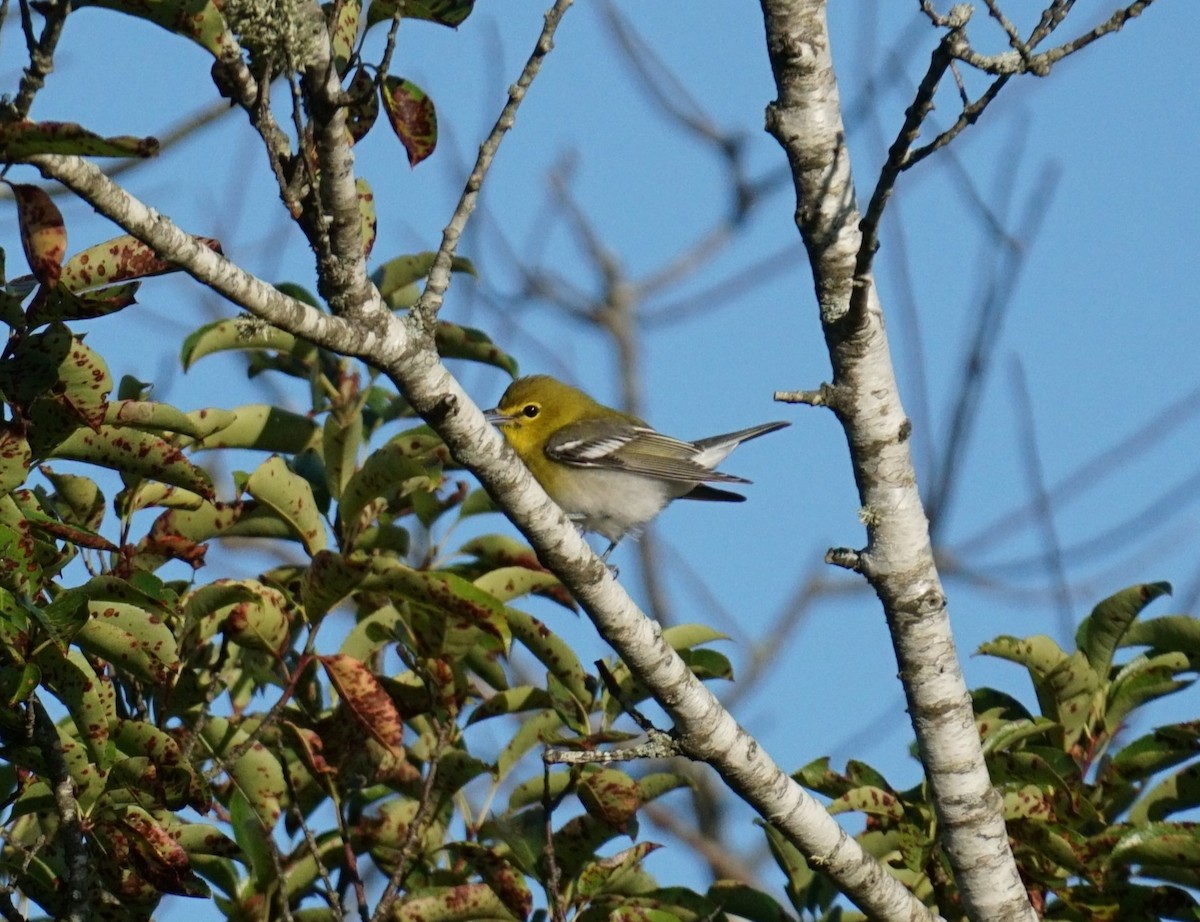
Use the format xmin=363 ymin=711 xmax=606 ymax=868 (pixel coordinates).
xmin=485 ymin=375 xmax=789 ymax=560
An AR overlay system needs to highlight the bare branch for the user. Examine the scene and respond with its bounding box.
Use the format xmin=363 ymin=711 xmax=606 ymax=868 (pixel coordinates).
xmin=5 ymin=0 xmax=69 ymax=120
xmin=1009 ymin=358 xmax=1075 ymax=642
xmin=854 ymin=23 xmax=963 ymax=295
xmin=412 ymin=0 xmax=576 ymax=331
xmin=760 ymin=1 xmax=1035 ymax=918
xmin=955 ymin=1 xmax=1155 ymax=76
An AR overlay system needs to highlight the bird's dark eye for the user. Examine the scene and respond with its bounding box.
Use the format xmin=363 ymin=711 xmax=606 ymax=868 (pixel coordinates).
xmin=522 ymin=404 xmax=540 ymax=418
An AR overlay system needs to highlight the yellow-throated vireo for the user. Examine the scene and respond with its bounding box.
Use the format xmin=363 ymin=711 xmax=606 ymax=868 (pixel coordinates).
xmin=485 ymin=375 xmax=789 ymax=559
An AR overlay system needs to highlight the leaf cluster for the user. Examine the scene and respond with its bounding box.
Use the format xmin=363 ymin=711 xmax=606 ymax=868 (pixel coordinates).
xmin=775 ymin=583 xmax=1200 ymax=921
xmin=0 ymin=194 xmax=777 ymax=922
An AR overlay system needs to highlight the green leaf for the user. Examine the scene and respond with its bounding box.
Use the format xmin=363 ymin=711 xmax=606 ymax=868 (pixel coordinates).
xmin=301 ymin=550 xmax=369 ymax=620
xmin=243 ymin=455 xmax=328 ymax=555
xmin=337 ymin=432 xmax=447 ymax=537
xmin=389 ymin=884 xmax=518 ymax=922
xmin=704 ymin=881 xmax=796 ymax=922
xmin=181 ymin=318 xmax=305 ymax=370
xmin=1106 ymin=652 xmax=1193 ymax=733
xmin=200 ymin=717 xmax=286 ymax=831
xmin=1130 ymin=762 xmax=1200 ymax=823
xmin=49 ymin=426 xmax=215 ymax=499
xmin=25 ymin=280 xmax=144 ymax=327
xmin=367 ymin=0 xmax=475 ymax=28
xmin=1077 ymin=582 xmax=1172 ymax=677
xmin=75 ymin=600 xmax=180 ymax=682
xmin=105 ymin=399 xmax=227 ymax=438
xmin=1108 ymin=724 xmax=1200 ymax=783
xmin=436 ymin=321 xmax=518 ymax=377
xmin=330 ymin=0 xmax=361 ymax=74
xmin=371 ymin=251 xmax=476 ymax=310
xmin=1122 ymin=614 xmax=1200 ymax=656
xmin=473 ymin=566 xmax=563 ymax=604
xmin=40 ymin=467 xmax=105 ymax=529
xmin=189 ymin=404 xmax=318 ymax=453
xmin=0 ymin=511 xmax=43 ymax=598
xmin=6 ymin=183 xmax=66 ymax=287
xmin=576 ymin=842 xmax=660 ymax=901
xmin=504 ymin=608 xmax=589 ymax=704
xmin=75 ymin=0 xmax=238 ymax=57
xmin=1110 ymin=822 xmax=1200 ymax=868
xmin=357 ymin=177 xmax=377 ymax=257
xmin=444 ymin=844 xmax=531 ymax=920
xmin=59 ymin=233 xmax=222 ymax=293
xmin=1043 ymin=650 xmax=1103 ymax=742
xmin=467 ymin=686 xmax=554 ymax=725
xmin=322 ymin=410 xmax=362 ymax=501
xmin=497 ymin=710 xmax=562 ymax=781
xmin=0 ymin=120 xmax=160 ymax=159
xmin=362 ymin=561 xmax=510 ymax=657
xmin=0 ymin=423 xmax=31 ymax=496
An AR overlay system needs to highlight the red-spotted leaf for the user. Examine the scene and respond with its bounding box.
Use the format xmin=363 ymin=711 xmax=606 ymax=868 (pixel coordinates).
xmin=95 ymin=805 xmax=209 ymax=897
xmin=0 ymin=423 xmax=31 ymax=496
xmin=59 ymin=234 xmax=222 ymax=293
xmin=26 ymin=281 xmax=142 ymax=327
xmin=358 ymin=177 xmax=377 ymax=257
xmin=199 ymin=717 xmax=286 ymax=830
xmin=578 ymin=767 xmax=642 ymax=833
xmin=330 ymin=0 xmax=362 ymax=74
xmin=381 ymin=76 xmax=437 ymax=167
xmin=49 ymin=426 xmax=215 ymax=499
xmin=576 ymin=842 xmax=660 ymax=901
xmin=0 ymin=120 xmax=160 ymax=159
xmin=445 ymin=844 xmax=532 ymax=920
xmin=320 ymin=654 xmax=404 ymax=755
xmin=244 ymin=455 xmax=327 ymax=555
xmin=75 ymin=0 xmax=238 ymax=58
xmin=7 ymin=183 xmax=66 ymax=286
xmin=346 ymin=67 xmax=380 ymax=143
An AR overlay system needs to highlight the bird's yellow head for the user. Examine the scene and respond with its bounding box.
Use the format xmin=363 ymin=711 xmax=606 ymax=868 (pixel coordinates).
xmin=486 ymin=375 xmax=608 ymax=460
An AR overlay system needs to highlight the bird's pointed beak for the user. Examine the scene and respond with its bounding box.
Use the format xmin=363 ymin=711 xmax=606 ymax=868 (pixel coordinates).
xmin=484 ymin=408 xmax=512 ymax=425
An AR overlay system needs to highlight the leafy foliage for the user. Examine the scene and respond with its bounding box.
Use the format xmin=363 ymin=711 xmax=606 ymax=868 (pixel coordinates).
xmin=3 ymin=2 xmax=1198 ymax=921
xmin=0 ymin=202 xmax=744 ymax=919
xmin=777 ymin=583 xmax=1200 ymax=921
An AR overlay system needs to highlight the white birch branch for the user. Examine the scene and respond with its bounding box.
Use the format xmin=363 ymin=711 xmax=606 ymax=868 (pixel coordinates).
xmin=757 ymin=2 xmax=1036 ymax=921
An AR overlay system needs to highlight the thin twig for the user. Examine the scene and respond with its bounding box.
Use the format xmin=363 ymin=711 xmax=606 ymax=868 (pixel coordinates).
xmin=29 ymin=697 xmax=88 ymax=922
xmin=369 ymin=719 xmax=455 ymax=922
xmin=850 ymin=23 xmax=962 ymax=320
xmin=926 ymin=159 xmax=1060 ymax=536
xmin=1009 ymin=358 xmax=1074 ymax=641
xmin=0 ymin=890 xmax=25 ymax=922
xmin=7 ymin=0 xmax=70 ymax=120
xmin=541 ymin=761 xmax=567 ymax=922
xmin=956 ymin=1 xmax=1154 ymax=76
xmin=954 ymin=383 xmax=1200 ymax=557
xmin=411 ymin=0 xmax=576 ymax=331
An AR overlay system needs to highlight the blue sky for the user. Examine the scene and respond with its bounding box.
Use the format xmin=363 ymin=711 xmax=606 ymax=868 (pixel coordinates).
xmin=4 ymin=0 xmax=1199 ymax=914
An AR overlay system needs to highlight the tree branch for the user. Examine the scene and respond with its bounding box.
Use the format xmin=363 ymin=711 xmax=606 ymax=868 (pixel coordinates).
xmin=29 ymin=697 xmax=88 ymax=922
xmin=21 ymin=5 xmax=936 ymax=916
xmin=758 ymin=1 xmax=1036 ymax=920
xmin=412 ymin=0 xmax=575 ymax=332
